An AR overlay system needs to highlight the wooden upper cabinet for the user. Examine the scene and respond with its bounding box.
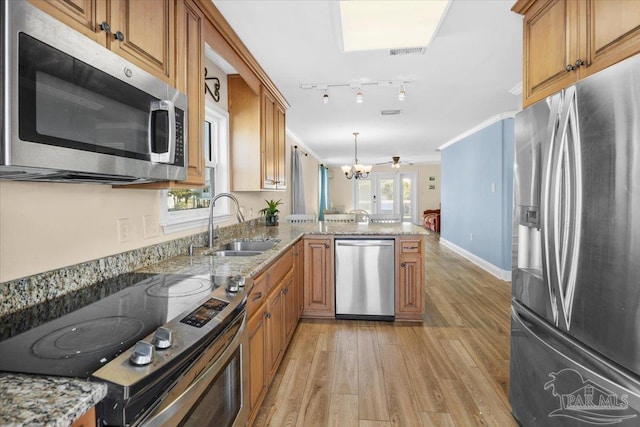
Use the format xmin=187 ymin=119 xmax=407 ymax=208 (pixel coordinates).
xmin=514 ymin=0 xmax=640 ymax=106
xmin=229 ymin=75 xmax=287 ymax=192
xmin=516 ymin=0 xmax=580 ymax=106
xmin=582 ymin=0 xmax=640 ymax=77
xmin=29 ymin=0 xmax=175 ymax=84
xmin=175 ymin=0 xmax=205 ymax=186
xmin=28 ymin=0 xmax=107 ymax=44
xmin=109 ymin=0 xmax=175 ymax=83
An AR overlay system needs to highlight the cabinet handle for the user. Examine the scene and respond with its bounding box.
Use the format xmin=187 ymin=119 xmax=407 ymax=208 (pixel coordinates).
xmin=114 ymin=31 xmax=125 ymax=42
xmin=325 ymin=244 xmax=330 ymax=249
xmin=265 ymin=312 xmax=271 ymax=319
xmin=401 ymin=262 xmax=406 ymax=268
xmin=283 ymin=288 xmax=288 ymax=295
xmin=99 ymin=21 xmax=111 ymax=33
xmin=404 ymin=246 xmax=418 ymax=250
xmin=575 ymin=59 xmax=584 ymax=68
xmin=251 ymin=292 xmax=263 ymax=302
xmin=565 ymin=64 xmax=576 ymax=72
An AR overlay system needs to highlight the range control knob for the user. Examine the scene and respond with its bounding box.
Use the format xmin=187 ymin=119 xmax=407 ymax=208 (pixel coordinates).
xmin=129 ymin=341 xmax=155 ymax=366
xmin=152 ymin=327 xmax=173 ymax=350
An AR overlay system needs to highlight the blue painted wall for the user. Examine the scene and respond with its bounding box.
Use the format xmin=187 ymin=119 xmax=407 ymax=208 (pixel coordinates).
xmin=441 ymin=118 xmax=514 ymax=271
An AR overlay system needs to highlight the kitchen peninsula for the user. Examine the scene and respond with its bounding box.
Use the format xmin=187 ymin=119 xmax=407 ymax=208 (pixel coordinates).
xmin=0 ymin=221 xmax=428 ymax=426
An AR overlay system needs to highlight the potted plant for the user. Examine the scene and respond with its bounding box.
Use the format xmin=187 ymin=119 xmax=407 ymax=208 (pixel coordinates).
xmin=259 ymin=199 xmax=282 ymax=226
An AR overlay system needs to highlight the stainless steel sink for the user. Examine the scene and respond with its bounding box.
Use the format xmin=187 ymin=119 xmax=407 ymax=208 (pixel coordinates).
xmin=218 ymin=240 xmax=278 ymax=252
xmin=213 ymin=250 xmax=263 ymax=257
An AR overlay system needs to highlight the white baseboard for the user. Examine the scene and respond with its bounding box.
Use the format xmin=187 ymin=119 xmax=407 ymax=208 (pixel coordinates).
xmin=439 ymin=238 xmax=512 ymax=282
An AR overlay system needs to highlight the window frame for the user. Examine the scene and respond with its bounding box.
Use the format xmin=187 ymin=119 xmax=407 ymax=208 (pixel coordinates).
xmin=161 ymin=99 xmax=231 ymax=234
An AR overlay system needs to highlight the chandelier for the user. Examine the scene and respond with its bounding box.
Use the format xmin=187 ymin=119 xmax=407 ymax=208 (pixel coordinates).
xmin=341 ymin=132 xmax=372 ymax=179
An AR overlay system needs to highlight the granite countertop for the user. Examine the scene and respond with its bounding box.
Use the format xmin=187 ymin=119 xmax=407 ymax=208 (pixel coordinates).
xmin=0 ymin=373 xmax=107 ymax=427
xmin=0 ymin=221 xmax=428 ymax=426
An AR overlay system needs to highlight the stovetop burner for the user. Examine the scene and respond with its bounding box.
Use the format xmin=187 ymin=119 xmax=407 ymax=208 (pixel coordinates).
xmin=145 ymin=276 xmax=213 ymax=298
xmin=31 ymin=316 xmax=144 ymax=359
xmin=0 ymin=272 xmax=235 ymax=377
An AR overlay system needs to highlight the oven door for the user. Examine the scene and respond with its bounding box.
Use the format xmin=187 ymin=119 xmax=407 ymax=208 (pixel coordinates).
xmin=136 ymin=310 xmax=249 ymax=427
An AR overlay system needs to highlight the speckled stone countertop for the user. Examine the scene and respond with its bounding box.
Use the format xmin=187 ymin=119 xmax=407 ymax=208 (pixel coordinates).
xmin=0 ymin=221 xmax=428 ymax=426
xmin=0 ymin=373 xmax=107 ymax=427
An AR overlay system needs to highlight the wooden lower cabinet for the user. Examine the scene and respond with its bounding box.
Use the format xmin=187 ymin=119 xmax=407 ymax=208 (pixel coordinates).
xmin=265 ymin=280 xmax=284 ymax=383
xmin=293 ymin=240 xmax=305 ymax=320
xmin=247 ymin=307 xmax=267 ymax=416
xmin=302 ymin=237 xmax=334 ymax=318
xmin=71 ymin=407 xmax=96 ymax=427
xmin=282 ymin=270 xmax=297 ymax=347
xmin=246 ymin=245 xmax=299 ymax=425
xmin=396 ymin=237 xmax=424 ymax=321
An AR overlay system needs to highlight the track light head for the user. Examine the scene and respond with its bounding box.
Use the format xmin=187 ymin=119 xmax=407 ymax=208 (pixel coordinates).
xmin=398 ymin=86 xmax=407 ymax=101
xmin=355 ymin=89 xmax=364 ymax=103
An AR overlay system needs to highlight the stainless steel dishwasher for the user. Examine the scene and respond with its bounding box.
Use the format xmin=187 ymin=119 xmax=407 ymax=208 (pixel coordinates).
xmin=335 ymin=238 xmax=395 ymax=320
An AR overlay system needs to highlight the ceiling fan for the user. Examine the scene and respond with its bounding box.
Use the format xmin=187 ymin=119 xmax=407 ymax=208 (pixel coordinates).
xmin=376 ymin=156 xmax=414 ymax=169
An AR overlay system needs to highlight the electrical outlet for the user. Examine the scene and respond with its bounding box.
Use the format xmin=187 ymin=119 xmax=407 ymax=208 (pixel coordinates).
xmin=143 ymin=214 xmax=160 ymax=239
xmin=118 ymin=218 xmax=130 ymax=243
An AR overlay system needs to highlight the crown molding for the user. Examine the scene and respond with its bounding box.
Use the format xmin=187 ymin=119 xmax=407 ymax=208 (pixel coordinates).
xmin=438 ymin=111 xmax=519 ymax=151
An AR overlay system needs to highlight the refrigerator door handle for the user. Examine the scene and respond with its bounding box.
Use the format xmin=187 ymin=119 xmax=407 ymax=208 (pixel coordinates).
xmin=550 ymin=86 xmax=583 ymax=331
xmin=541 ymin=94 xmax=562 ymax=326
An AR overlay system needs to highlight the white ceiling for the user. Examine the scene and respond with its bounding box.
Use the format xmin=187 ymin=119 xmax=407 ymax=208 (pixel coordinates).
xmin=212 ymin=0 xmax=523 ymax=166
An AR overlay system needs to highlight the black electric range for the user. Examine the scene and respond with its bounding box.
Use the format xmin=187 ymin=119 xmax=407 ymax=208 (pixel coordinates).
xmin=0 ymin=271 xmax=249 ymax=425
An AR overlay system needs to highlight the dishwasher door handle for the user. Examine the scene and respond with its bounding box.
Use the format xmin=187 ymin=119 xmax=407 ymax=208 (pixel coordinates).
xmin=336 ymin=241 xmax=394 ymax=247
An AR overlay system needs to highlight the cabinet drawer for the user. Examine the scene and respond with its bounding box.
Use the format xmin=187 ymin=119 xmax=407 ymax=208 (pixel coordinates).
xmin=248 ymin=274 xmax=267 ymax=319
xmin=400 ymin=240 xmax=422 ymax=254
xmin=267 ymin=247 xmax=293 ymax=291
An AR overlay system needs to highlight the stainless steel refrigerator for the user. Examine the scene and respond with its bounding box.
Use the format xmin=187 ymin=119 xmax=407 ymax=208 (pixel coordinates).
xmin=511 ymin=53 xmax=640 ymax=426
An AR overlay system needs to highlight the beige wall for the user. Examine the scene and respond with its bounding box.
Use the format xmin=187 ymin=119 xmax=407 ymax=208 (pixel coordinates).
xmin=0 ymin=134 xmax=320 ymax=283
xmin=234 ymin=135 xmax=320 ymax=221
xmin=0 ymin=181 xmax=196 ymax=282
xmin=328 ymin=163 xmax=441 ymax=221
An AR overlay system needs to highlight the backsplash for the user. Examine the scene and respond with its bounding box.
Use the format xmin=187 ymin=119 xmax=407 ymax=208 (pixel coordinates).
xmin=0 ymin=218 xmax=264 ymax=318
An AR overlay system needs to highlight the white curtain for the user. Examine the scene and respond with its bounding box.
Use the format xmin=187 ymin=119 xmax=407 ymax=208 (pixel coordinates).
xmin=292 ymin=146 xmax=306 ymax=214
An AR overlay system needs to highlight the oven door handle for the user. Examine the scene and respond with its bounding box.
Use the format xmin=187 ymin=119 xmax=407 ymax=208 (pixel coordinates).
xmin=138 ymin=311 xmax=247 ymax=426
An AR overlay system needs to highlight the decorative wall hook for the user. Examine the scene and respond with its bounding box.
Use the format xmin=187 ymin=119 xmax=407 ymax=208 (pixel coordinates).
xmin=204 ymin=68 xmax=220 ymax=102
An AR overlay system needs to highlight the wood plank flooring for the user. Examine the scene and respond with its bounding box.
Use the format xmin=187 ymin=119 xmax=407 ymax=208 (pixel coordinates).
xmin=252 ymin=233 xmax=516 ymax=426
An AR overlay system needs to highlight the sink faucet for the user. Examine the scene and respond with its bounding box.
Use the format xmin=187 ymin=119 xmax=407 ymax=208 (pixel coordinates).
xmin=207 ymin=193 xmax=245 ymax=247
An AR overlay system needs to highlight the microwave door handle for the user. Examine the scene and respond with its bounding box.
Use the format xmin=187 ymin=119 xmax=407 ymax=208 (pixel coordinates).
xmin=149 ymin=100 xmax=176 ymax=164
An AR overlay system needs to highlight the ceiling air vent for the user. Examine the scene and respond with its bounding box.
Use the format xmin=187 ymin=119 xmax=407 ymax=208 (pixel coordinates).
xmin=381 ymin=109 xmax=402 ymax=116
xmin=389 ymin=47 xmax=426 ymax=56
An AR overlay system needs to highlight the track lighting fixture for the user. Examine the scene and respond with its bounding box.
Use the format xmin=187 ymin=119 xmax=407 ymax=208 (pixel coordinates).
xmin=300 ymin=80 xmax=412 ymax=104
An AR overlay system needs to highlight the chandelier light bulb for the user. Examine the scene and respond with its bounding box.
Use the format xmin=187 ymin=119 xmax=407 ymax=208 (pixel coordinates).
xmin=398 ymin=86 xmax=407 ymax=101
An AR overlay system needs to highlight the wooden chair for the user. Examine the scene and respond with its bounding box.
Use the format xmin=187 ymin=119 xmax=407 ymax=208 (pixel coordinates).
xmin=285 ymin=214 xmax=316 ymax=223
xmin=323 ymin=213 xmax=356 ymax=223
xmin=369 ymin=213 xmax=402 ymax=223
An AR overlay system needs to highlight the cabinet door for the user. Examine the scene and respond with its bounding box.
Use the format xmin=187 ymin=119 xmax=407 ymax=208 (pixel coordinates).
xmin=396 ymin=254 xmax=423 ymax=320
xmin=247 ymin=310 xmax=267 ymax=414
xmin=522 ymin=0 xmax=580 ymax=106
xmin=275 ymin=104 xmax=287 ymax=190
xmin=282 ymin=271 xmax=296 ymax=346
xmin=109 ymin=0 xmax=175 ymax=83
xmin=175 ymin=0 xmax=205 ymax=186
xmin=28 ymin=0 xmax=107 ymax=45
xmin=294 ymin=240 xmax=305 ymax=320
xmin=71 ymin=407 xmax=96 ymax=427
xmin=266 ymin=282 xmax=284 ymax=382
xmin=581 ymin=0 xmax=640 ymax=78
xmin=261 ymin=91 xmax=277 ymax=190
xmin=302 ymin=238 xmax=335 ymax=317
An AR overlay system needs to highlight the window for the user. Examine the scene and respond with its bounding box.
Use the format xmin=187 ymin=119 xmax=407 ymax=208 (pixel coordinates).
xmin=161 ymin=99 xmax=230 ymax=233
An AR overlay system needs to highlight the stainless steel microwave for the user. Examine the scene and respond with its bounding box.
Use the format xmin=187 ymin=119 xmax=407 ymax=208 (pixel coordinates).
xmin=0 ymin=0 xmax=187 ymax=184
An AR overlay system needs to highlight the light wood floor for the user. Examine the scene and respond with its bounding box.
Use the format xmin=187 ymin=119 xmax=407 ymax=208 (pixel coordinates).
xmin=253 ymin=233 xmax=517 ymax=426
